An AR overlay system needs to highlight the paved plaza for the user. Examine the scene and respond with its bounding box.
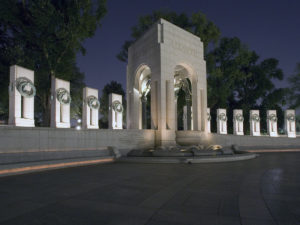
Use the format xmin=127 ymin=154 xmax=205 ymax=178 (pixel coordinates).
xmin=0 ymin=153 xmax=300 ymax=225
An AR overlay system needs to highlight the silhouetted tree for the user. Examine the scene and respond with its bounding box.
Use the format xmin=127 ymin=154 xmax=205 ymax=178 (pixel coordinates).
xmin=117 ymin=10 xmax=220 ymax=62
xmin=207 ymin=37 xmax=287 ymax=133
xmin=288 ymin=63 xmax=300 ymax=109
xmin=0 ymin=0 xmax=107 ymax=125
xmin=296 ymin=115 xmax=300 ymax=132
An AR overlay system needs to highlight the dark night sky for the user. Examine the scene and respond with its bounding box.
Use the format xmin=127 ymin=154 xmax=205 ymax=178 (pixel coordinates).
xmin=76 ymin=0 xmax=300 ymax=94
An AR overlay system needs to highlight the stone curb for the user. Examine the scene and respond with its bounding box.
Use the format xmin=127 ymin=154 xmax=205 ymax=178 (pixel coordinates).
xmin=117 ymin=153 xmax=257 ymax=164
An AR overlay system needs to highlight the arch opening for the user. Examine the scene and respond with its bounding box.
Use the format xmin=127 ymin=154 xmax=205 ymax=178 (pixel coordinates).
xmin=134 ymin=65 xmax=152 ymax=129
xmin=174 ymin=65 xmax=193 ymax=131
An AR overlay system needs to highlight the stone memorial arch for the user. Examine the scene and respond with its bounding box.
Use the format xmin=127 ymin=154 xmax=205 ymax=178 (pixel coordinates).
xmin=127 ymin=19 xmax=207 ymax=146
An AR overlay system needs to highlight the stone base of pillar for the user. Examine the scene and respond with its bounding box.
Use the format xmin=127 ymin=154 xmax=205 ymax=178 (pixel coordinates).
xmin=55 ymin=122 xmax=71 ymax=128
xmin=10 ymin=118 xmax=35 ymax=127
xmin=155 ymin=130 xmax=176 ymax=146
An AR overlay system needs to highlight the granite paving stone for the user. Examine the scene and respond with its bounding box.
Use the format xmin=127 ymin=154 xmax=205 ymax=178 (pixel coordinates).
xmin=0 ymin=153 xmax=300 ymax=224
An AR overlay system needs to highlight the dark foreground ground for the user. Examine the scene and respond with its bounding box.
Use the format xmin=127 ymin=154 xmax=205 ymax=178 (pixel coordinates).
xmin=0 ymin=153 xmax=300 ymax=225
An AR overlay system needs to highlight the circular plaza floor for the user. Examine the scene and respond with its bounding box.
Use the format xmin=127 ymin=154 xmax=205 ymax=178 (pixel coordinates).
xmin=0 ymin=152 xmax=300 ymax=225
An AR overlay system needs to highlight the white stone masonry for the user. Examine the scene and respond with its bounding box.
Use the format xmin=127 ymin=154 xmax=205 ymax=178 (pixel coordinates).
xmin=51 ymin=77 xmax=71 ymax=128
xmin=217 ymin=108 xmax=227 ymax=134
xmin=9 ymin=65 xmax=35 ymax=127
xmin=285 ymin=109 xmax=296 ymax=138
xmin=267 ymin=110 xmax=278 ymax=137
xmin=233 ymin=109 xmax=244 ymax=135
xmin=250 ymin=110 xmax=260 ymax=136
xmin=82 ymin=87 xmax=99 ymax=129
xmin=109 ymin=93 xmax=123 ymax=129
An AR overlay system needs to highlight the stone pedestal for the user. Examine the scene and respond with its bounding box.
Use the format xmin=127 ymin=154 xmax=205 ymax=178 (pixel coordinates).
xmin=233 ymin=109 xmax=244 ymax=135
xmin=82 ymin=87 xmax=99 ymax=129
xmin=217 ymin=109 xmax=227 ymax=134
xmin=51 ymin=78 xmax=71 ymax=128
xmin=207 ymin=108 xmax=211 ymax=133
xmin=285 ymin=109 xmax=296 ymax=138
xmin=250 ymin=110 xmax=260 ymax=136
xmin=155 ymin=129 xmax=176 ymax=146
xmin=267 ymin=110 xmax=278 ymax=137
xmin=9 ymin=65 xmax=35 ymax=127
xmin=109 ymin=93 xmax=123 ymax=129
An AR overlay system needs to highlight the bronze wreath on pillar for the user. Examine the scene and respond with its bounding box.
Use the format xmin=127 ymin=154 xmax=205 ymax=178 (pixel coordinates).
xmin=56 ymin=88 xmax=71 ymax=105
xmin=207 ymin=112 xmax=211 ymax=121
xmin=87 ymin=95 xmax=100 ymax=110
xmin=286 ymin=113 xmax=295 ymax=122
xmin=16 ymin=77 xmax=36 ymax=98
xmin=251 ymin=114 xmax=260 ymax=122
xmin=112 ymin=100 xmax=123 ymax=113
xmin=235 ymin=113 xmax=244 ymax=122
xmin=268 ymin=114 xmax=277 ymax=123
xmin=218 ymin=113 xmax=227 ymax=122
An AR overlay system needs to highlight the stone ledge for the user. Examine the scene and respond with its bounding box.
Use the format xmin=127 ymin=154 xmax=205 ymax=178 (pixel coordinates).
xmin=117 ymin=153 xmax=257 ymax=164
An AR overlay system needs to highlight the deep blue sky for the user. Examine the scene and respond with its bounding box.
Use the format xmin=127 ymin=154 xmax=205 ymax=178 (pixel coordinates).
xmin=77 ymin=0 xmax=300 ymax=93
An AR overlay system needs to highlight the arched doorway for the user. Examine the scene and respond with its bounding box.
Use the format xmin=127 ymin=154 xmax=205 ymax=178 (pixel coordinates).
xmin=174 ymin=65 xmax=193 ymax=130
xmin=134 ymin=65 xmax=151 ymax=129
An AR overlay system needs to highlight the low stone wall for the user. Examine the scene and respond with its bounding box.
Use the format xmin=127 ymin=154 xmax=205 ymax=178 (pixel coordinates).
xmin=0 ymin=126 xmax=155 ymax=165
xmin=1 ymin=127 xmax=300 ymax=167
xmin=176 ymin=131 xmax=300 ymax=150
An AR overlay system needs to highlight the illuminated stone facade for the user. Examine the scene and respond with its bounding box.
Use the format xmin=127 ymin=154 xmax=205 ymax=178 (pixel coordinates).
xmin=267 ymin=110 xmax=278 ymax=137
xmin=285 ymin=109 xmax=296 ymax=138
xmin=250 ymin=110 xmax=260 ymax=136
xmin=9 ymin=65 xmax=36 ymax=127
xmin=233 ymin=109 xmax=244 ymax=135
xmin=109 ymin=93 xmax=123 ymax=129
xmin=83 ymin=87 xmax=99 ymax=129
xmin=50 ymin=78 xmax=71 ymax=128
xmin=126 ymin=19 xmax=207 ymax=146
xmin=217 ymin=108 xmax=227 ymax=134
